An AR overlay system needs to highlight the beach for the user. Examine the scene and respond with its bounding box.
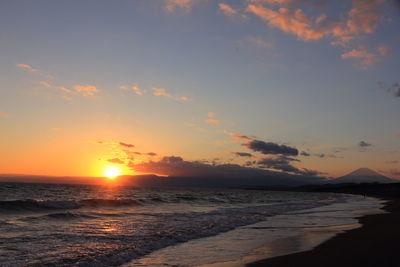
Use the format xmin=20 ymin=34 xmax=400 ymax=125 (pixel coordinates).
xmin=248 ymin=189 xmax=400 ymax=267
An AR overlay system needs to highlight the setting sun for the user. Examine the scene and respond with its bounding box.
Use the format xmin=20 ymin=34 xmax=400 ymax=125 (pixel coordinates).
xmin=103 ymin=166 xmax=121 ymax=179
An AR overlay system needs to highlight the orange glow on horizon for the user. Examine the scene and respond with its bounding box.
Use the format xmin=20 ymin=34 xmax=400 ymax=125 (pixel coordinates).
xmin=103 ymin=165 xmax=122 ymax=179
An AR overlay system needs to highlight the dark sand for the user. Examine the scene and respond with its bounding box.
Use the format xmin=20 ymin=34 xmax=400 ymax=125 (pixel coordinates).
xmin=248 ymin=185 xmax=400 ymax=267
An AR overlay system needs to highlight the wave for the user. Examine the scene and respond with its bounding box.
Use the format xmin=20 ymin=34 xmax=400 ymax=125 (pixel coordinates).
xmin=0 ymin=199 xmax=80 ymax=211
xmin=45 ymin=197 xmax=345 ymax=266
xmin=21 ymin=212 xmax=96 ymax=222
xmin=80 ymin=198 xmax=141 ymax=207
xmin=0 ymin=198 xmax=143 ymax=212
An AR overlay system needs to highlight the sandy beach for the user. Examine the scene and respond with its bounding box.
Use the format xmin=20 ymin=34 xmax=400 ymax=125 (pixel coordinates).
xmin=248 ymin=189 xmax=400 ymax=267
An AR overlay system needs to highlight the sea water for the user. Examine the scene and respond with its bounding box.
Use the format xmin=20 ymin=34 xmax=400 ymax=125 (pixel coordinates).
xmin=0 ymin=183 xmax=382 ymax=266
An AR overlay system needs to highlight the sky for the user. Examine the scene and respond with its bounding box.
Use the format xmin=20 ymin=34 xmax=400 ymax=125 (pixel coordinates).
xmin=0 ymin=0 xmax=399 ymax=179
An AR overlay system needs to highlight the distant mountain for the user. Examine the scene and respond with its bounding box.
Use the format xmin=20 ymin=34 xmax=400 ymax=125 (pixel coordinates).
xmin=331 ymin=168 xmax=396 ymax=184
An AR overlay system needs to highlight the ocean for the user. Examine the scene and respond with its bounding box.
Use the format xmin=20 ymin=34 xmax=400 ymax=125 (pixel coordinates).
xmin=0 ymin=183 xmax=382 ymax=266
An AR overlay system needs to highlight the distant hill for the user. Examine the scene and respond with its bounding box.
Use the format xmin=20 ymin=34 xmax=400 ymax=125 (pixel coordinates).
xmin=331 ymin=168 xmax=396 ymax=184
xmin=119 ymin=173 xmax=326 ymax=188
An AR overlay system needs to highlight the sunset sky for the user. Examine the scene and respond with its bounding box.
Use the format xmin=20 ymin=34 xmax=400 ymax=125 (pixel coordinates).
xmin=0 ymin=0 xmax=399 ymax=179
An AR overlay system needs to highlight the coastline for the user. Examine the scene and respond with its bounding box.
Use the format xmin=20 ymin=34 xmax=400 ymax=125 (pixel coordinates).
xmin=247 ymin=195 xmax=400 ymax=267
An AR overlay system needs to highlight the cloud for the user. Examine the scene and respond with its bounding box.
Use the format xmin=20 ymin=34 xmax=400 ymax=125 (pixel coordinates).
xmin=231 ymin=152 xmax=253 ymax=157
xmin=246 ymin=5 xmax=326 ymax=41
xmin=219 ymin=3 xmax=238 ymax=16
xmin=119 ymin=142 xmax=135 ymax=148
xmin=178 ymin=96 xmax=191 ymax=102
xmin=120 ymin=85 xmax=144 ymax=95
xmin=130 ymin=155 xmax=294 ymax=177
xmin=257 ymin=155 xmax=323 ymax=176
xmin=379 ymin=82 xmax=400 ymax=98
xmin=205 ymin=112 xmax=220 ymax=124
xmin=58 ymin=86 xmax=75 ymax=94
xmin=249 ymin=0 xmax=300 ymax=4
xmin=359 ymin=141 xmax=372 ymax=147
xmin=152 ymin=87 xmax=173 ymax=98
xmin=248 ymin=36 xmax=274 ymax=49
xmin=225 ymin=131 xmax=253 ymax=140
xmin=244 ymin=139 xmax=299 ymax=156
xmin=377 ymin=45 xmax=390 ymax=57
xmin=73 ymin=84 xmax=98 ymax=96
xmin=206 ymin=119 xmax=220 ymax=124
xmin=16 ymin=63 xmax=38 ymax=73
xmin=151 ymin=87 xmax=190 ymax=102
xmin=300 ymin=151 xmax=310 ymax=156
xmin=147 ymin=152 xmax=157 ymax=156
xmin=341 ymin=46 xmax=388 ymax=69
xmin=165 ymin=0 xmax=195 ymax=12
xmin=0 ymin=112 xmax=12 ymax=118
xmin=345 ymin=0 xmax=386 ymax=35
xmin=382 ymin=169 xmax=400 ymax=177
xmin=39 ymin=81 xmax=52 ymax=88
xmin=16 ymin=63 xmax=54 ymax=79
xmin=108 ymin=158 xmax=125 ymax=164
xmin=187 ymin=123 xmax=205 ymax=132
xmin=300 ymin=168 xmax=326 ymax=176
xmin=243 ymin=0 xmax=388 ymax=67
xmin=396 ymin=132 xmax=400 ymax=137
xmin=51 ymin=127 xmax=61 ymax=131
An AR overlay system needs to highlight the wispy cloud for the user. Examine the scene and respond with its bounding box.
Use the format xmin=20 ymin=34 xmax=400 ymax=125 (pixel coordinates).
xmin=225 ymin=130 xmax=253 ymax=141
xmin=119 ymin=142 xmax=135 ymax=148
xmin=246 ymin=0 xmax=387 ymax=42
xmin=0 ymin=112 xmax=12 ymax=118
xmin=205 ymin=112 xmax=220 ymax=124
xmin=341 ymin=46 xmax=389 ymax=69
xmin=151 ymin=87 xmax=191 ymax=102
xmin=120 ymin=84 xmax=144 ymax=95
xmin=58 ymin=86 xmax=75 ymax=94
xmin=165 ymin=0 xmax=195 ymax=13
xmin=205 ymin=119 xmax=220 ymax=124
xmin=187 ymin=123 xmax=205 ymax=132
xmin=248 ymin=36 xmax=274 ymax=49
xmin=16 ymin=63 xmax=54 ymax=79
xmin=241 ymin=0 xmax=388 ymax=68
xmin=152 ymin=87 xmax=173 ymax=98
xmin=219 ymin=3 xmax=238 ymax=16
xmin=178 ymin=96 xmax=191 ymax=102
xmin=16 ymin=63 xmax=38 ymax=73
xmin=108 ymin=158 xmax=125 ymax=164
xmin=73 ymin=84 xmax=98 ymax=96
xmin=246 ymin=5 xmax=325 ymax=41
xmin=248 ymin=0 xmax=299 ymax=4
xmin=231 ymin=152 xmax=253 ymax=157
xmin=39 ymin=81 xmax=52 ymax=88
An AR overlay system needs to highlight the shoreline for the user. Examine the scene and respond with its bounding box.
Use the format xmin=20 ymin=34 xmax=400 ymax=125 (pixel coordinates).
xmin=247 ymin=196 xmax=400 ymax=267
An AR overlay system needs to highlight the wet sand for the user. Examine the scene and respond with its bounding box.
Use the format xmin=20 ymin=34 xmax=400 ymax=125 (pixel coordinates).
xmin=248 ymin=193 xmax=400 ymax=267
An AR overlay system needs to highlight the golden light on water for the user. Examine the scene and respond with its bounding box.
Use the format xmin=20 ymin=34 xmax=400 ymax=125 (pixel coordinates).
xmin=103 ymin=166 xmax=121 ymax=179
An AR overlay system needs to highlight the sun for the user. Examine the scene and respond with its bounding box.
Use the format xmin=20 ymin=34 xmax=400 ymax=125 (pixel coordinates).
xmin=103 ymin=166 xmax=121 ymax=179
